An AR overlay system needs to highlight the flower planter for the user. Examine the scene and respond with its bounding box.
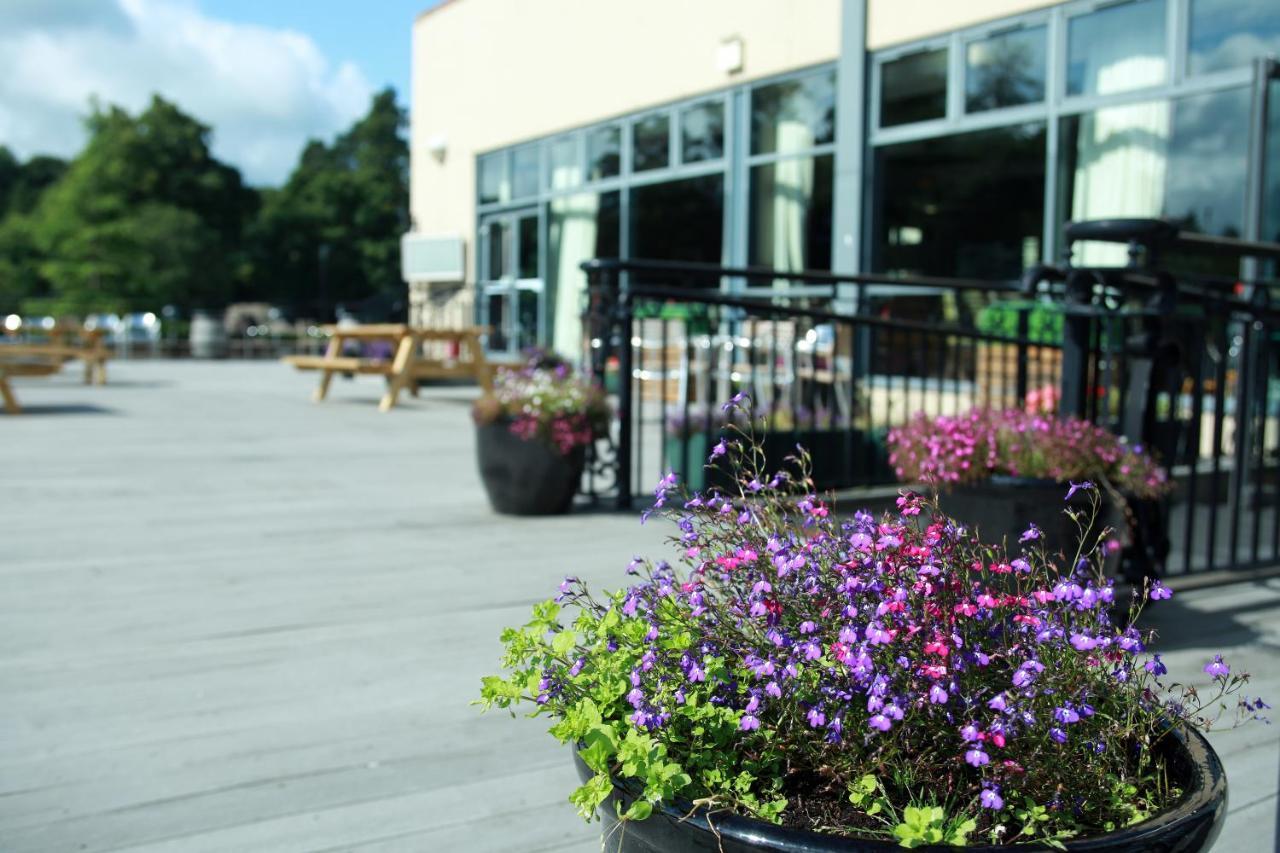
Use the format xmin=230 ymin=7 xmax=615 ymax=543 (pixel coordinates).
xmin=941 ymin=476 xmax=1118 ymax=559
xmin=574 ymin=723 xmax=1226 ymax=852
xmin=475 ymin=421 xmax=585 ymax=515
xmin=666 ymin=429 xmax=891 ymax=493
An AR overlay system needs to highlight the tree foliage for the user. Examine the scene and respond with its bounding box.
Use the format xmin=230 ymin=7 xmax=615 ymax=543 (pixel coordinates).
xmin=0 ymin=87 xmax=409 ymax=319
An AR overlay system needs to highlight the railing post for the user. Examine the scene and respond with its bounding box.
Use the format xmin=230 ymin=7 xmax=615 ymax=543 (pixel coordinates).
xmin=1015 ymin=306 xmax=1030 ymax=407
xmin=615 ymin=269 xmax=634 ymax=511
xmin=1059 ymin=270 xmax=1093 ymax=420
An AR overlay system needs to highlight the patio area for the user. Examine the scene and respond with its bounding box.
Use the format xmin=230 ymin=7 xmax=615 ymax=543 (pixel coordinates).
xmin=1 ymin=361 xmax=1278 ymax=852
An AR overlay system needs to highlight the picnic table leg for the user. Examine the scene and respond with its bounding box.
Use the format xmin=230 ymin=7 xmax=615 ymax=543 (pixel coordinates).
xmin=379 ymin=335 xmax=417 ymax=412
xmin=313 ymin=337 xmax=342 ymax=402
xmin=0 ymin=373 xmax=20 ymax=415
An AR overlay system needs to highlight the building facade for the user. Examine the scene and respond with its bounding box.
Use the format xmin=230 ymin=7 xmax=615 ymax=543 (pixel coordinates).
xmin=405 ymin=0 xmax=1280 ymax=357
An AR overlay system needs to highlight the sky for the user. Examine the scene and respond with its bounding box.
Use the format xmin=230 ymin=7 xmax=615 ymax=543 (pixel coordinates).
xmin=0 ymin=0 xmax=439 ymax=187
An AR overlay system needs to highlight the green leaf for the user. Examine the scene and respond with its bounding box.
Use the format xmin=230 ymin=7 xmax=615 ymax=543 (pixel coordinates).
xmin=624 ymin=800 xmax=653 ymax=821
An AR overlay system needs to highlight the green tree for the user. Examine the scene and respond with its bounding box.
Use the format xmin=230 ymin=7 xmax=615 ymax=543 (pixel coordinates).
xmin=27 ymin=96 xmax=256 ymax=315
xmin=246 ymin=88 xmax=408 ymax=318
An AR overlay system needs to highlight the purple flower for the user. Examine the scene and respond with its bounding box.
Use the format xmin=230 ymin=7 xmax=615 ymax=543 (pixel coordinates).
xmin=799 ymin=620 xmax=817 ymax=635
xmin=806 ymin=707 xmax=826 ymax=728
xmin=1149 ymin=581 xmax=1173 ymax=601
xmin=960 ymin=723 xmax=981 ymax=742
xmin=1019 ymin=524 xmax=1041 ymax=543
xmin=765 ymin=681 xmax=782 ymax=698
xmin=987 ymin=693 xmax=1008 ymax=712
xmin=929 ymin=684 xmax=948 ymax=704
xmin=1049 ymin=727 xmax=1068 ymax=744
xmin=964 ymin=747 xmax=990 ymax=767
xmin=721 ymin=391 xmax=748 ymax=412
xmin=688 ymin=663 xmax=706 ymax=683
xmin=1065 ymin=480 xmax=1095 ymax=501
xmin=868 ymin=713 xmax=892 ymax=732
xmin=740 ymin=713 xmax=760 ymax=731
xmin=1204 ymin=655 xmax=1230 ymax=678
xmin=1070 ymin=632 xmax=1097 ymax=651
xmin=1053 ymin=705 xmax=1080 ymax=724
xmin=710 ymin=439 xmax=728 ymax=459
xmin=1145 ymin=654 xmax=1168 ymax=676
xmin=980 ymin=786 xmax=1004 ymax=810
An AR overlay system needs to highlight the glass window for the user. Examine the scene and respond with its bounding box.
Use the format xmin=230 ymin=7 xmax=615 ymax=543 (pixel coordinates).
xmin=547 ymin=135 xmax=580 ymax=190
xmin=873 ymin=123 xmax=1046 ymax=279
xmin=1057 ymin=88 xmax=1250 ymax=264
xmin=966 ymin=26 xmax=1047 ymax=112
xmin=1266 ymin=80 xmax=1280 ymax=247
xmin=518 ymin=215 xmax=538 ymax=279
xmin=586 ymin=125 xmax=621 ymax=181
xmin=751 ymin=72 xmax=836 ymax=155
xmin=512 ymin=145 xmax=539 ymax=199
xmin=681 ymin=100 xmax=725 ymax=163
xmin=748 ymin=154 xmax=834 ymax=272
xmin=1189 ymin=0 xmax=1280 ymax=76
xmin=484 ymin=219 xmax=509 ymax=280
xmin=632 ymin=114 xmax=670 ymax=172
xmin=478 ymin=154 xmax=508 ymax=206
xmin=546 ymin=191 xmax=620 ymax=355
xmin=1067 ymin=0 xmax=1166 ymax=98
xmin=631 ymin=175 xmax=724 ymax=266
xmin=880 ymin=48 xmax=948 ymax=127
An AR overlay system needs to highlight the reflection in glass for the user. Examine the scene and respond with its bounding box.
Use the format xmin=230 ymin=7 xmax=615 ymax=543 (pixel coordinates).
xmin=486 ymin=292 xmax=508 ymax=352
xmin=966 ymin=26 xmax=1046 ymax=112
xmin=1266 ymin=80 xmax=1280 ymax=247
xmin=1058 ymin=88 xmax=1249 ymax=263
xmin=632 ymin=114 xmax=669 ymax=172
xmin=547 ymin=191 xmax=620 ymax=357
xmin=873 ymin=123 xmax=1046 ymax=279
xmin=880 ymin=48 xmax=947 ymax=127
xmin=631 ymin=175 xmax=725 ymax=268
xmin=518 ymin=215 xmax=538 ymax=279
xmin=484 ymin=219 xmax=508 ymax=280
xmin=748 ymin=154 xmax=833 ymax=273
xmin=587 ymin=125 xmax=621 ymax=181
xmin=751 ymin=72 xmax=836 ymax=154
xmin=516 ymin=288 xmax=539 ymax=351
xmin=512 ymin=146 xmax=539 ymax=199
xmin=681 ymin=101 xmax=724 ymax=163
xmin=1189 ymin=0 xmax=1280 ymax=76
xmin=1067 ymin=0 xmax=1166 ymax=97
xmin=548 ymin=136 xmax=580 ymax=190
xmin=478 ymin=154 xmax=508 ymax=205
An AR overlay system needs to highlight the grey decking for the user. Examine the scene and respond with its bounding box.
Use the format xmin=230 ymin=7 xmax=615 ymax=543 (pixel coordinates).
xmin=1 ymin=361 xmax=1277 ymax=852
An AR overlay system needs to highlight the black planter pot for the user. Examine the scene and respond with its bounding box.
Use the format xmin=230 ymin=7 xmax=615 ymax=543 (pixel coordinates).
xmin=475 ymin=421 xmax=585 ymax=515
xmin=574 ymin=724 xmax=1226 ymax=852
xmin=940 ymin=477 xmax=1118 ymax=560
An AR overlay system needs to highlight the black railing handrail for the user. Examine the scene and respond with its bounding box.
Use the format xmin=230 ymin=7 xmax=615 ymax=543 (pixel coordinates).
xmin=1065 ymin=218 xmax=1280 ymax=263
xmin=621 ymin=283 xmax=1060 ymax=349
xmin=581 ymin=257 xmax=1029 ymax=294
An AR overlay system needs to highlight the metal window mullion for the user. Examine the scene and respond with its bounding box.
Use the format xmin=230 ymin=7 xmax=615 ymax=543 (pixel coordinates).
xmin=1043 ymin=3 xmax=1065 ymax=263
xmin=730 ymin=86 xmax=751 ymax=285
xmin=1170 ymin=0 xmax=1189 ymax=86
xmin=947 ymin=32 xmax=965 ymax=121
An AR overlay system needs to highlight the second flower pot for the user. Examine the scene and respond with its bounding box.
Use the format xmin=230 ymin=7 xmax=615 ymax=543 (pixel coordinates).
xmin=475 ymin=421 xmax=585 ymax=515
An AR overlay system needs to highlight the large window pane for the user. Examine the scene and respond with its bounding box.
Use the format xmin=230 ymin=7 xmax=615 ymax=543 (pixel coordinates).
xmin=681 ymin=100 xmax=724 ymax=163
xmin=1067 ymin=0 xmax=1166 ymax=97
xmin=1266 ymin=80 xmax=1280 ymax=247
xmin=478 ymin=154 xmax=508 ymax=206
xmin=880 ymin=48 xmax=947 ymax=127
xmin=512 ymin=145 xmax=539 ymax=199
xmin=1058 ymin=88 xmax=1250 ymax=263
xmin=1189 ymin=0 xmax=1280 ymax=76
xmin=751 ymin=72 xmax=836 ymax=155
xmin=518 ymin=215 xmax=538 ymax=279
xmin=966 ymin=26 xmax=1046 ymax=112
xmin=632 ymin=114 xmax=670 ymax=172
xmin=631 ymin=175 xmax=724 ymax=266
xmin=547 ymin=135 xmax=580 ymax=190
xmin=547 ymin=191 xmax=620 ymax=356
xmin=748 ymin=155 xmax=833 ymax=272
xmin=873 ymin=123 xmax=1046 ymax=279
xmin=586 ymin=125 xmax=621 ymax=181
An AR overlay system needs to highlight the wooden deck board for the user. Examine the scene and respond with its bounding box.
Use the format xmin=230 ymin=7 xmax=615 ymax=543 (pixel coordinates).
xmin=0 ymin=361 xmax=1276 ymax=852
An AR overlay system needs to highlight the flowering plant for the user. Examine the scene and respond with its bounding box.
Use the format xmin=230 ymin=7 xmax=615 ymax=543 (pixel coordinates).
xmin=472 ymin=350 xmax=609 ymax=456
xmin=887 ymin=408 xmax=1171 ymax=500
xmin=480 ymin=399 xmax=1263 ymax=847
xmin=665 ymin=400 xmax=849 ymax=439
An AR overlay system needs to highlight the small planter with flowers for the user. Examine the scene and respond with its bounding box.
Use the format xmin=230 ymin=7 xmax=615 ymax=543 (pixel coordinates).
xmin=472 ymin=351 xmax=609 ymax=516
xmin=480 ymin=396 xmax=1264 ymax=851
xmin=887 ymin=409 xmax=1172 ymax=579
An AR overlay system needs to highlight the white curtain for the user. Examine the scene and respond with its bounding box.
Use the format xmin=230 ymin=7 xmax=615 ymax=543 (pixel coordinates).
xmin=549 ymin=193 xmax=598 ymax=361
xmin=1070 ymin=56 xmax=1170 ymax=266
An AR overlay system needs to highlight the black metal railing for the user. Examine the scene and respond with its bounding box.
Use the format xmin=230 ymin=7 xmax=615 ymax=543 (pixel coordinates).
xmin=581 ymin=259 xmax=1061 ymax=509
xmin=580 ymin=218 xmax=1280 ymax=579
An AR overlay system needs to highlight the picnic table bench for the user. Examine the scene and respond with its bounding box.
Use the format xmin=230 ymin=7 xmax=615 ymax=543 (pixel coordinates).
xmin=283 ymin=324 xmax=493 ymax=412
xmin=0 ymin=358 xmax=64 ymax=414
xmin=0 ymin=327 xmax=110 ymax=385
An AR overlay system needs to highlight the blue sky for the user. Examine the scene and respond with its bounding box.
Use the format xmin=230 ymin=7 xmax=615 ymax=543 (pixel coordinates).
xmin=0 ymin=0 xmax=444 ymax=187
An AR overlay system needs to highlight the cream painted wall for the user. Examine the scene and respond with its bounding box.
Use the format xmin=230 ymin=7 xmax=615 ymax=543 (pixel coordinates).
xmin=409 ymin=0 xmax=841 ymax=284
xmin=867 ymin=0 xmax=1059 ymax=49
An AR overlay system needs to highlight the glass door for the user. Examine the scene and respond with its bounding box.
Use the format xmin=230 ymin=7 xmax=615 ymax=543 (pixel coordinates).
xmin=479 ymin=208 xmax=542 ymax=358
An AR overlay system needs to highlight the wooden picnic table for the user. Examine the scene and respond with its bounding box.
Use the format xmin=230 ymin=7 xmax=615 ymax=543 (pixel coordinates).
xmin=282 ymin=324 xmax=493 ymax=412
xmin=0 ymin=358 xmax=64 ymax=414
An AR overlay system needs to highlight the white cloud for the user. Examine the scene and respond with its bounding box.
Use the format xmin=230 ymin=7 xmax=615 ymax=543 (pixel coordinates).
xmin=0 ymin=0 xmax=373 ymax=185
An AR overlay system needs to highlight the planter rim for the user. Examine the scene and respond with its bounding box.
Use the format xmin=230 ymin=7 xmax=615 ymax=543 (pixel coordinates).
xmin=578 ymin=723 xmax=1225 ymax=851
